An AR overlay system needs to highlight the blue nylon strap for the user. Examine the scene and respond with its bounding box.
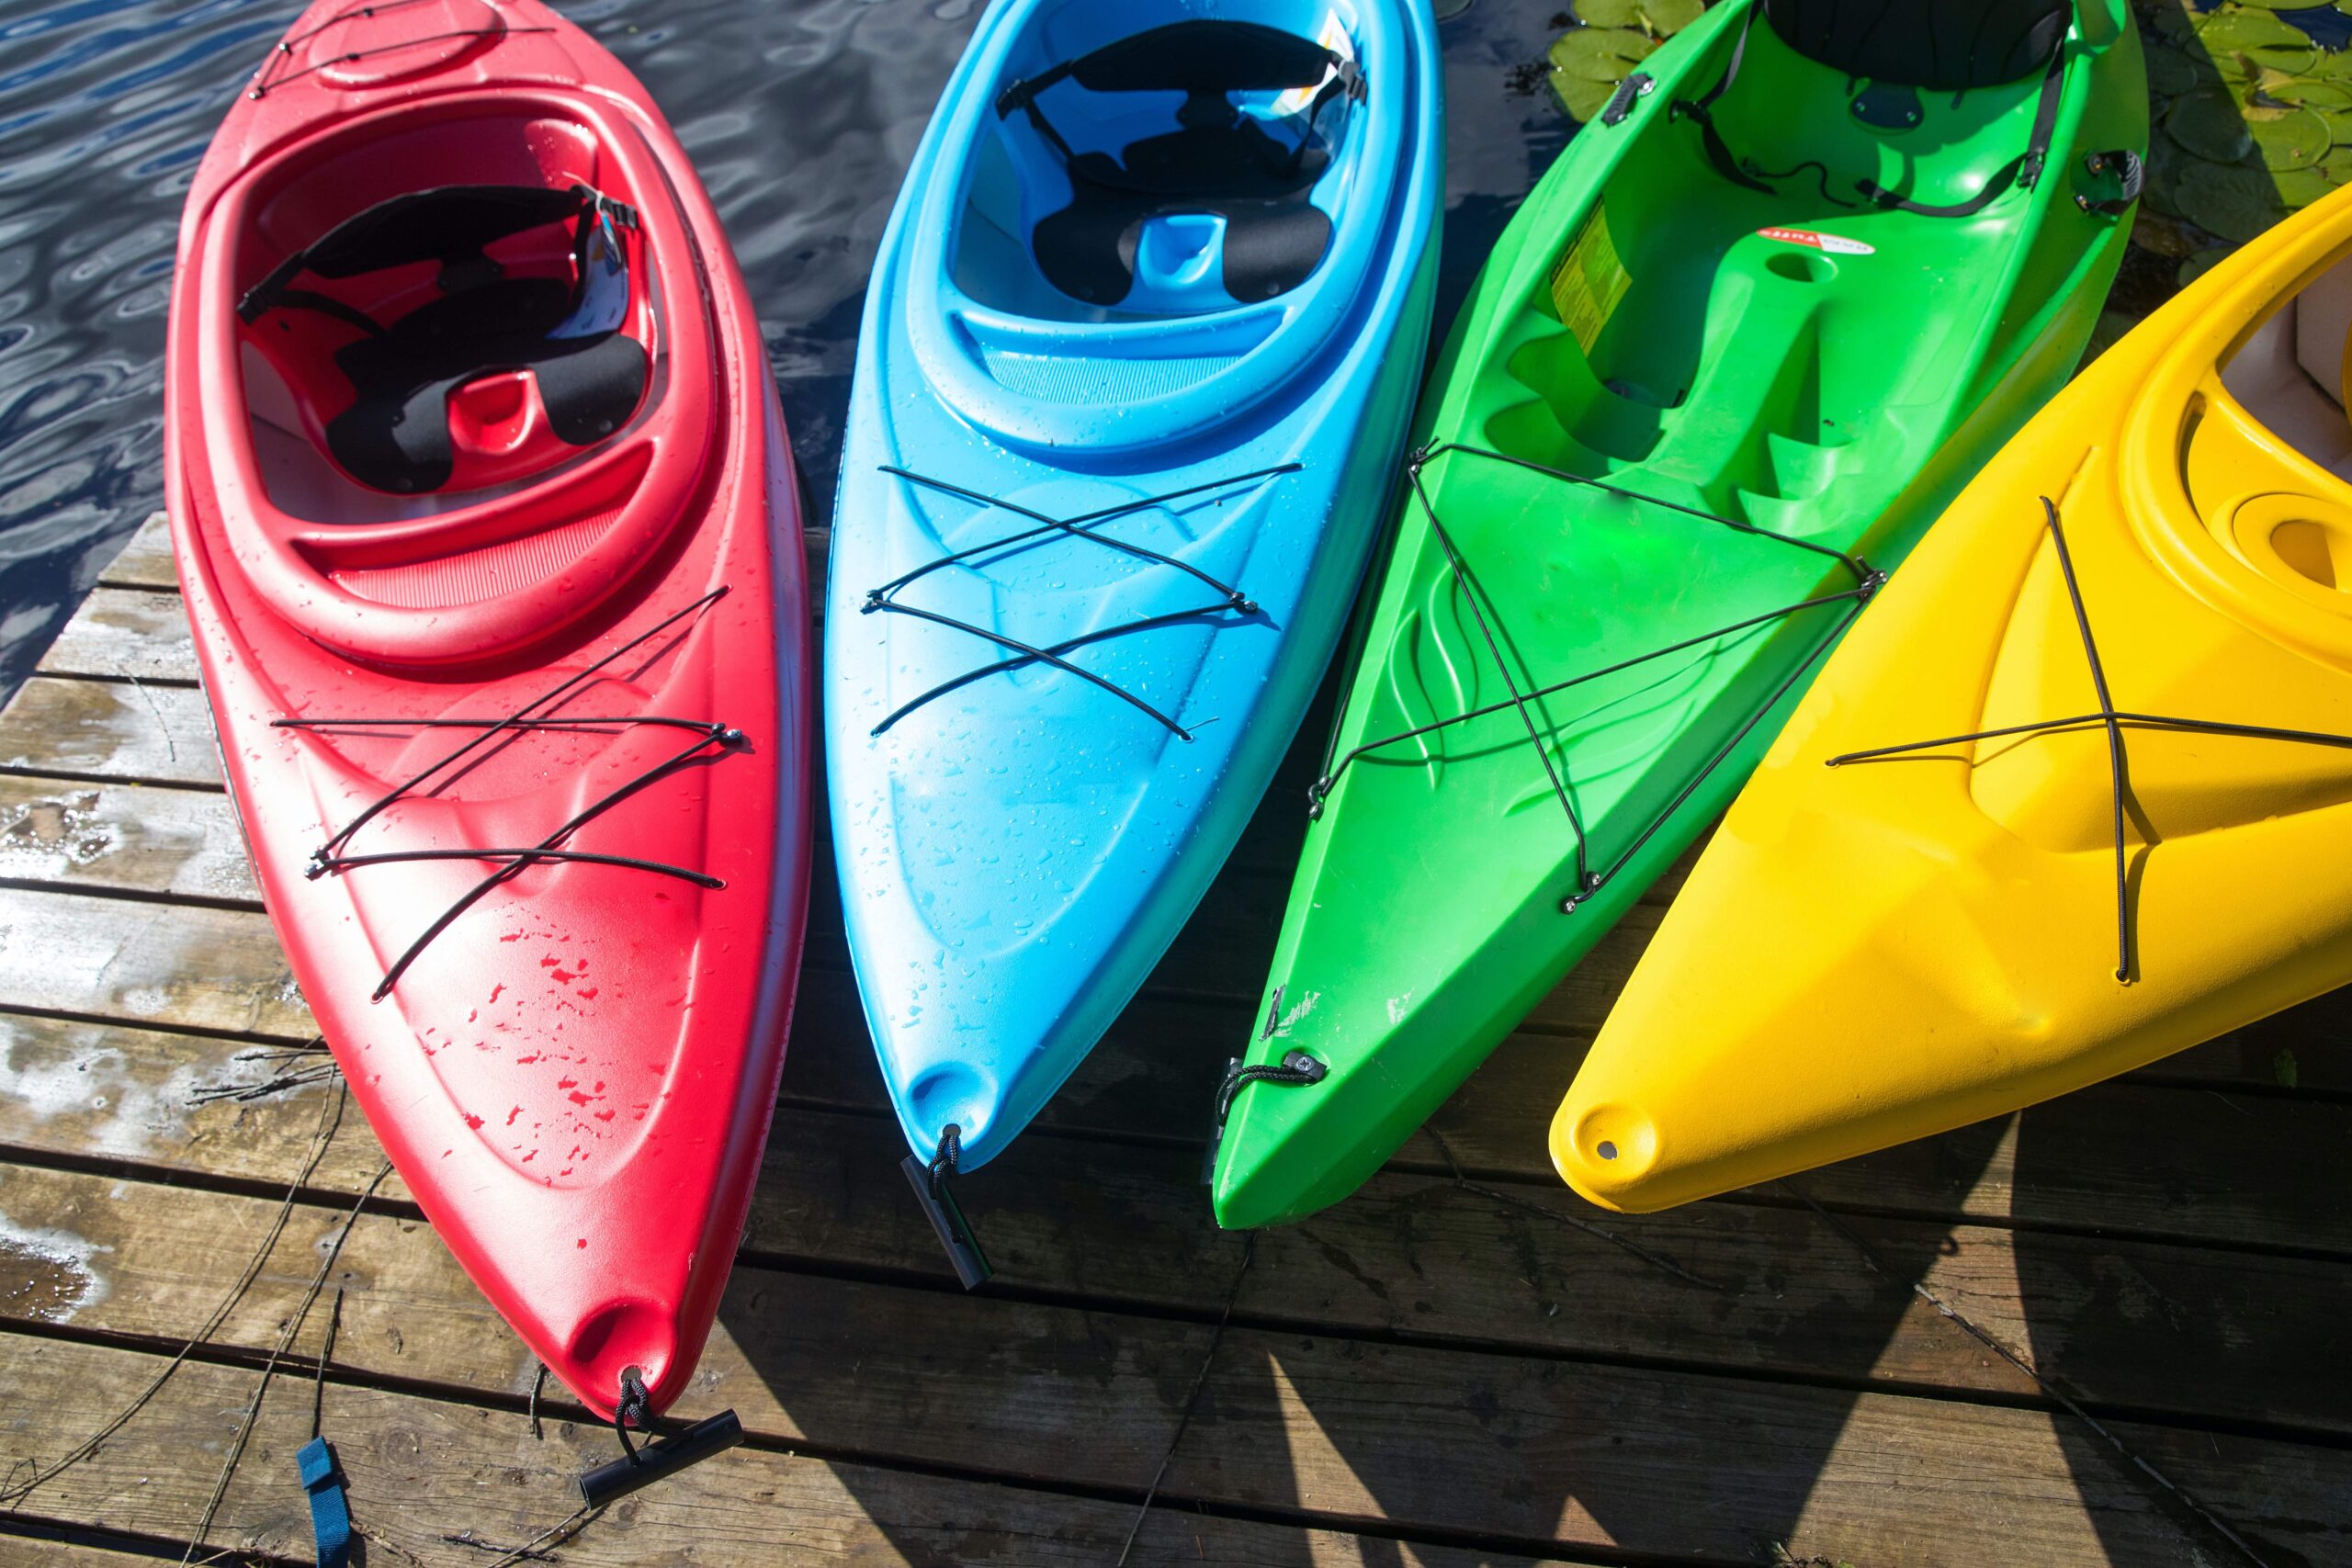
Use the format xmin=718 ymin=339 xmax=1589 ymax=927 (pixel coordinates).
xmin=297 ymin=1436 xmax=352 ymax=1568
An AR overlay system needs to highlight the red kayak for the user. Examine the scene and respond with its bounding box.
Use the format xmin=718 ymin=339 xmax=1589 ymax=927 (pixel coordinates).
xmin=164 ymin=0 xmax=810 ymax=1421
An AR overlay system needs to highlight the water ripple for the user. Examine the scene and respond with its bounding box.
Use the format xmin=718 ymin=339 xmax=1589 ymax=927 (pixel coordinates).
xmin=0 ymin=0 xmax=1568 ymax=695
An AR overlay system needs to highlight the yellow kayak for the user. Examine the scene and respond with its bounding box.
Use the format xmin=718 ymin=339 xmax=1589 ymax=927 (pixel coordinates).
xmin=1555 ymin=185 xmax=2352 ymax=1213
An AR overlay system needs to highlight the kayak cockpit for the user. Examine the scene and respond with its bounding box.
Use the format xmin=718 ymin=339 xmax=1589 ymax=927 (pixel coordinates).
xmin=908 ymin=0 xmax=1416 ymax=450
xmin=234 ymin=110 xmax=660 ymax=513
xmin=1483 ymin=0 xmax=2112 ymax=532
xmin=2218 ymin=256 xmax=2352 ymax=483
xmin=959 ymin=10 xmax=1363 ymax=317
xmin=195 ymin=93 xmax=723 ymax=665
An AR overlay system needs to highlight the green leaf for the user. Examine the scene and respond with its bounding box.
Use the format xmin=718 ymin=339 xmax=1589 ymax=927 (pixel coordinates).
xmin=2275 ymin=1047 xmax=2300 ymax=1089
xmin=2165 ymin=86 xmax=2256 ymax=164
xmin=2247 ymin=105 xmax=2332 ymax=169
xmin=1571 ymin=0 xmax=1641 ymax=27
xmin=1550 ymin=70 xmax=1623 ymax=122
xmin=1548 ymin=26 xmax=1657 ymax=83
xmin=2150 ymin=4 xmax=2199 ymax=44
xmin=1635 ymin=0 xmax=1704 ymax=34
xmin=2130 ymin=208 xmax=2208 ymax=258
xmin=2143 ymin=41 xmax=2211 ymax=97
xmin=2177 ymin=245 xmax=2235 ymax=289
xmin=2270 ymin=164 xmax=2341 ymax=207
xmin=2175 ymin=156 xmax=2291 ymax=242
xmin=2196 ymin=7 xmax=2316 ymax=51
xmin=2143 ymin=128 xmax=2191 ymax=220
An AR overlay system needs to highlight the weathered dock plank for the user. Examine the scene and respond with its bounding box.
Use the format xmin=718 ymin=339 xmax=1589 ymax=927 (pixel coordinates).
xmin=1 ymin=1177 xmax=2340 ymax=1565
xmin=0 ymin=1337 xmax=1543 ymax=1567
xmin=5 ymin=1095 xmax=2347 ymax=1438
xmin=92 ymin=513 xmax=175 ymax=592
xmin=0 ymin=509 xmax=2340 ymax=1566
xmin=0 ymin=678 xmax=217 ymax=789
xmin=0 ymin=870 xmax=2338 ymax=1255
xmin=0 ymin=776 xmax=256 ymax=905
xmin=36 ymin=587 xmax=197 ymax=686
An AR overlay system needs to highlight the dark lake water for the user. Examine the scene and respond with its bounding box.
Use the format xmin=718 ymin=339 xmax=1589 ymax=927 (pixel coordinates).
xmin=0 ymin=0 xmax=1572 ymax=695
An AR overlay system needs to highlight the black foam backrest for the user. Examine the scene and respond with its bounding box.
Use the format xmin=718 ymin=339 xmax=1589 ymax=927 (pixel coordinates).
xmin=1764 ymin=0 xmax=2071 ymax=91
xmin=1068 ymin=20 xmax=1336 ymax=96
xmin=298 ymin=186 xmax=587 ymax=278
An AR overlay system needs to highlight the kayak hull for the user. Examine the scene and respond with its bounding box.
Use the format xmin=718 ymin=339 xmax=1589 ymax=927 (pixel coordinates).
xmin=1213 ymin=0 xmax=2144 ymax=1229
xmin=827 ymin=0 xmax=1443 ymax=1173
xmin=165 ymin=0 xmax=812 ymax=1417
xmin=1557 ymin=181 xmax=2352 ymax=1212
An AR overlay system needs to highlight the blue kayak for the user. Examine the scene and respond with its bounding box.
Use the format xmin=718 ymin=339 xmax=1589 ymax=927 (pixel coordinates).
xmin=827 ymin=0 xmax=1443 ymax=1201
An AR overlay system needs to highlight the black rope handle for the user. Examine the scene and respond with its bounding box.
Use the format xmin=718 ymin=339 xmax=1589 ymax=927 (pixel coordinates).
xmin=1202 ymin=987 xmax=1328 ymax=1180
xmin=613 ymin=1368 xmax=651 ymax=1463
xmin=2076 ymin=149 xmax=2143 ymax=217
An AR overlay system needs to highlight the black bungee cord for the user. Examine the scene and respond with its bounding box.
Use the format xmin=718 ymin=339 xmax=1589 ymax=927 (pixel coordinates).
xmin=861 ymin=463 xmax=1298 ymax=739
xmin=1828 ymin=494 xmax=2352 ymax=983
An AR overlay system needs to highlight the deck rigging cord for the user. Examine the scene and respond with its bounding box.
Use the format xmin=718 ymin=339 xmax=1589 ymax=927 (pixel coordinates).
xmin=0 ymin=1078 xmax=350 ymax=1512
xmin=862 ymin=463 xmax=1297 ymax=738
xmin=181 ymin=1161 xmax=391 ymax=1566
xmin=1784 ymin=1179 xmax=2272 ymax=1567
xmin=1313 ymin=442 xmax=1883 ymax=912
xmin=296 ymin=1291 xmax=353 ymax=1568
xmin=1113 ymin=1232 xmax=1258 ymax=1568
xmin=275 ymin=588 xmax=741 ymax=999
xmin=1826 ymin=495 xmax=2352 ymax=983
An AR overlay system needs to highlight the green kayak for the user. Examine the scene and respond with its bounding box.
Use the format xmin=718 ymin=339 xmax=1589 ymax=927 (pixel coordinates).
xmin=1210 ymin=0 xmax=2145 ymax=1229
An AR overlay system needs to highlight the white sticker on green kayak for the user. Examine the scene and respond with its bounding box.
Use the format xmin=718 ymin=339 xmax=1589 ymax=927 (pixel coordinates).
xmin=1758 ymin=227 xmax=1875 ymax=255
xmin=1550 ymin=204 xmax=1632 ymax=355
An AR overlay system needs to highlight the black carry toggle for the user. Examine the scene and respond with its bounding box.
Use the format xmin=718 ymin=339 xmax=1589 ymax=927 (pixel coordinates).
xmin=577 ymin=1410 xmax=745 ymax=1508
xmin=903 ymin=1123 xmax=993 ymax=1290
xmin=2075 ymin=149 xmax=2143 ymax=216
xmin=1204 ymin=993 xmax=1328 ymax=1180
xmin=1600 ymin=73 xmax=1654 ymax=128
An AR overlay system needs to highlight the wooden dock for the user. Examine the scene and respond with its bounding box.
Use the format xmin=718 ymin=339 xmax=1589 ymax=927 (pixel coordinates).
xmin=0 ymin=512 xmax=2342 ymax=1566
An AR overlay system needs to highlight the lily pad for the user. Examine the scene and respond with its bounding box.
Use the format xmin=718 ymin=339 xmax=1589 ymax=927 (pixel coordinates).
xmin=2142 ymin=129 xmax=2191 ymax=220
xmin=2177 ymin=246 xmax=2233 ymax=290
xmin=1548 ymin=25 xmax=1657 ymax=82
xmin=2142 ymin=41 xmax=2210 ymax=97
xmin=1634 ymin=0 xmax=1704 ymax=33
xmin=2130 ymin=209 xmax=2208 ymax=258
xmin=2271 ymin=165 xmax=2341 ymax=207
xmin=1571 ymin=0 xmax=1642 ymax=27
xmin=1549 ymin=68 xmax=1623 ymax=123
xmin=2247 ymin=104 xmax=2332 ymax=169
xmin=2166 ymin=86 xmax=2257 ymax=164
xmin=2175 ymin=155 xmax=2292 ymax=243
xmin=2195 ymin=7 xmax=2316 ymax=51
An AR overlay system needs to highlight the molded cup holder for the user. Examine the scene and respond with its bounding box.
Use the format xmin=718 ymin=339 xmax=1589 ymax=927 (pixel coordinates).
xmin=1767 ymin=250 xmax=1834 ymax=285
xmin=2224 ymin=492 xmax=2352 ymax=612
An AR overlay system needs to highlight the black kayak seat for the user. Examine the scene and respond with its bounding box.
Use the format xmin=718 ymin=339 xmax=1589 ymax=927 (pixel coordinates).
xmin=1765 ymin=0 xmax=2072 ymax=93
xmin=996 ymin=19 xmax=1363 ymax=309
xmin=1669 ymin=0 xmax=2098 ymax=220
xmin=239 ymin=184 xmax=650 ymax=495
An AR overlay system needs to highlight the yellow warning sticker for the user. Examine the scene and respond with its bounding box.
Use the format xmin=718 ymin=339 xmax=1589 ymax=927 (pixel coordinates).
xmin=1548 ymin=204 xmax=1631 ymax=355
